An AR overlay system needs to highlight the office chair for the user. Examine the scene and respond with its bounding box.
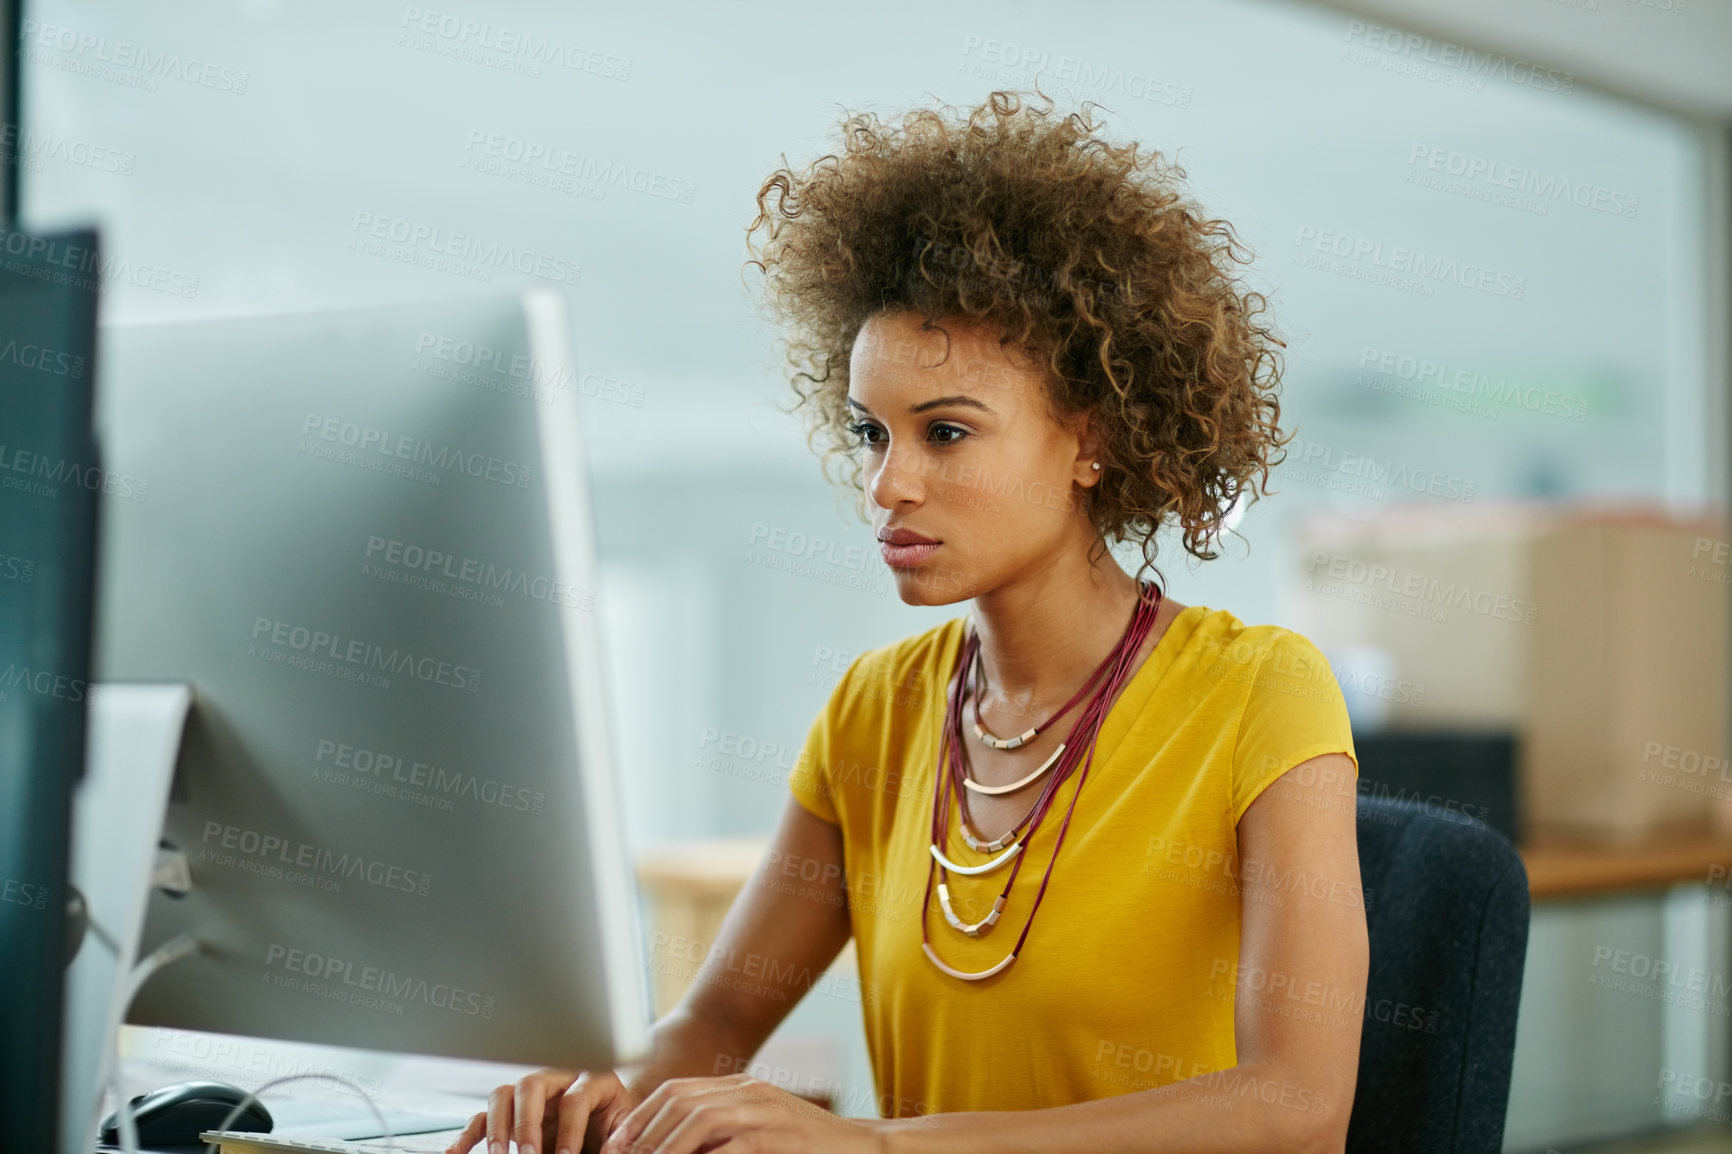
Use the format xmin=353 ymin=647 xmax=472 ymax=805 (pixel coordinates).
xmin=1345 ymin=794 xmax=1531 ymax=1154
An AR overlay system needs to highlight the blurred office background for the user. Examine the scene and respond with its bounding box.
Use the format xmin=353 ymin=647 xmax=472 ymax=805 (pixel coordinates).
xmin=19 ymin=0 xmax=1730 ymax=1149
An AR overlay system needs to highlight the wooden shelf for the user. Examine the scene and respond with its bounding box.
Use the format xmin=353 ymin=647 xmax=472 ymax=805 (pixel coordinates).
xmin=1520 ymin=835 xmax=1732 ymax=901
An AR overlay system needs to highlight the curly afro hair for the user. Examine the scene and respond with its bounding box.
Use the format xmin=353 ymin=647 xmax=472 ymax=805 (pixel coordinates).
xmin=745 ymin=89 xmax=1289 ymax=574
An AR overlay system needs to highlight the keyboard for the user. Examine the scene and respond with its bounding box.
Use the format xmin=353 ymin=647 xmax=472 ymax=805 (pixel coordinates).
xmin=198 ymin=1130 xmax=468 ymax=1154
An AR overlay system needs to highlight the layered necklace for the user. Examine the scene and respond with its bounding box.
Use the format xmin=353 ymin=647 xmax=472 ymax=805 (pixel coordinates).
xmin=920 ymin=578 xmax=1163 ymax=981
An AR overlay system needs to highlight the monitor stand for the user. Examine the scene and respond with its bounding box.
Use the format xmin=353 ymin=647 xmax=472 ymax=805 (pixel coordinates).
xmin=59 ymin=683 xmax=192 ymax=1154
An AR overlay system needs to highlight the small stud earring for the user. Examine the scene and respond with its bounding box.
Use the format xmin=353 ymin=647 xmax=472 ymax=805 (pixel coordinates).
xmin=1091 ymin=461 xmax=1101 ymax=471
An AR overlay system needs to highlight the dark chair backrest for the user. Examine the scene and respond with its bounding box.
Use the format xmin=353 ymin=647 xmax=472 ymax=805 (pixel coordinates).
xmin=1346 ymin=794 xmax=1531 ymax=1154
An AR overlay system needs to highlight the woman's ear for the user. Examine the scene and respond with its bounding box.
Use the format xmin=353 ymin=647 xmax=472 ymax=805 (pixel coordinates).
xmin=1070 ymin=409 xmax=1105 ymax=488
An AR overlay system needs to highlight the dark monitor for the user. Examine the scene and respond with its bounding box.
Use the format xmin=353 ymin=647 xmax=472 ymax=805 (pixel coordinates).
xmin=1 ymin=0 xmax=19 ymax=222
xmin=0 ymin=226 xmax=102 ymax=1149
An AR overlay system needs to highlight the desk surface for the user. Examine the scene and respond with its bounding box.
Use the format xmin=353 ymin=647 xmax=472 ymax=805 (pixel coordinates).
xmin=112 ymin=1035 xmax=502 ymax=1149
xmin=1520 ymin=835 xmax=1732 ymax=901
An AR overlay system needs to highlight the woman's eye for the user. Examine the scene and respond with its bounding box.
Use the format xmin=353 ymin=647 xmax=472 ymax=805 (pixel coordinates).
xmin=845 ymin=421 xmax=967 ymax=448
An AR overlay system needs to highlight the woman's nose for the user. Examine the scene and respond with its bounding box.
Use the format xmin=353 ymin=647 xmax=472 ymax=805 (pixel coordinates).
xmin=869 ymin=441 xmax=925 ymax=507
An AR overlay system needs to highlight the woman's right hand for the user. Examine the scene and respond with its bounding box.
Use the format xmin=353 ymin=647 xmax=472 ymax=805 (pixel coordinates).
xmin=445 ymin=1067 xmax=642 ymax=1154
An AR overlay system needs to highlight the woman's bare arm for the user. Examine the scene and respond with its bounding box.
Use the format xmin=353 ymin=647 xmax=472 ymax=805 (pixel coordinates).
xmin=618 ymin=792 xmax=855 ymax=1095
xmin=450 ymin=794 xmax=854 ymax=1154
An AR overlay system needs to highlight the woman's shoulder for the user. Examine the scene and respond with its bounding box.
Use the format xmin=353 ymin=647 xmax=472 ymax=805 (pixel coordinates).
xmin=1169 ymin=604 xmax=1336 ymax=692
xmin=1176 ymin=604 xmax=1328 ymax=661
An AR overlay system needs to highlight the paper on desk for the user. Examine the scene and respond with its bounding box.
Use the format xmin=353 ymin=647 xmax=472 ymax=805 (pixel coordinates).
xmin=246 ymin=1098 xmax=471 ymax=1139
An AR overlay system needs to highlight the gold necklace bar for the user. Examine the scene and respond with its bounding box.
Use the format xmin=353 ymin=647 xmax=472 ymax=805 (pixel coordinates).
xmin=922 ymin=941 xmax=1017 ymax=981
xmin=963 ymin=742 xmax=1066 ymax=796
xmin=937 ymin=884 xmax=1007 ymax=937
xmin=929 ymin=840 xmax=1021 ymax=876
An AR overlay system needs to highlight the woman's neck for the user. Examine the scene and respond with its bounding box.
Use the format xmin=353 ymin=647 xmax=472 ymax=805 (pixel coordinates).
xmin=968 ymin=561 xmax=1151 ymax=709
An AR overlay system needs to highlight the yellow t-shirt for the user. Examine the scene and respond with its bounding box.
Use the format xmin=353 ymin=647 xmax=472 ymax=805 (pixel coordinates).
xmin=787 ymin=604 xmax=1358 ymax=1118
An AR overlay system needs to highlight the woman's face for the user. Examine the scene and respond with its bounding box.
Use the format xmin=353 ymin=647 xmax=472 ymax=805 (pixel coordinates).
xmin=846 ymin=309 xmax=1101 ymax=605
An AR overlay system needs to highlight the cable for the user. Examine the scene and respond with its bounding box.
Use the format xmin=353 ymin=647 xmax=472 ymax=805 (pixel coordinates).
xmin=122 ymin=933 xmax=198 ymax=1009
xmin=202 ymin=1072 xmax=397 ymax=1154
xmin=99 ymin=934 xmax=399 ymax=1154
xmin=83 ymin=911 xmax=125 ymax=957
xmin=109 ymin=934 xmax=199 ymax=1154
xmin=96 ymin=931 xmax=400 ymax=1153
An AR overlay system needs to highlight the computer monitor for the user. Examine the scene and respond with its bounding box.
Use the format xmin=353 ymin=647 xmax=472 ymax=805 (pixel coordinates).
xmin=85 ymin=292 xmax=650 ymax=1079
xmin=1 ymin=0 xmax=21 ymax=222
xmin=0 ymin=225 xmax=102 ymax=1153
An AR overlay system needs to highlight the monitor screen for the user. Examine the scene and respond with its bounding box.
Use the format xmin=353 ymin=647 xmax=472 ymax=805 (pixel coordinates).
xmin=0 ymin=224 xmax=101 ymax=1149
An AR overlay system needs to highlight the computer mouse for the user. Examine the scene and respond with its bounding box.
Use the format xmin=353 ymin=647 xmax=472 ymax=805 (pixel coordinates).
xmin=101 ymin=1080 xmax=274 ymax=1147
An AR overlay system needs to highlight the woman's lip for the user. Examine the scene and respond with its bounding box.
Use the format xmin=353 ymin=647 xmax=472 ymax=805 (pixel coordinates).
xmin=881 ymin=540 xmax=941 ymax=567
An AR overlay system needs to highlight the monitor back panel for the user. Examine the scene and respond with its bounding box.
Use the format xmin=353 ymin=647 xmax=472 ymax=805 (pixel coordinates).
xmin=92 ymin=295 xmax=646 ymax=1068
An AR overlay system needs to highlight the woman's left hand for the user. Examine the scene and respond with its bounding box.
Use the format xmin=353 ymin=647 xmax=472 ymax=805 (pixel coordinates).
xmin=599 ymin=1072 xmax=887 ymax=1154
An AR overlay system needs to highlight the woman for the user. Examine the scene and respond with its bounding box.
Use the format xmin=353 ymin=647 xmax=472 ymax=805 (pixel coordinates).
xmin=450 ymin=90 xmax=1367 ymax=1154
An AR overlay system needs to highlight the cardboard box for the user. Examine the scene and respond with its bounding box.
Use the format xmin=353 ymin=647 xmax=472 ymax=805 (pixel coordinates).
xmin=1291 ymin=501 xmax=1729 ymax=844
xmin=1292 ymin=501 xmax=1553 ymax=731
xmin=1528 ymin=513 xmax=1731 ymax=844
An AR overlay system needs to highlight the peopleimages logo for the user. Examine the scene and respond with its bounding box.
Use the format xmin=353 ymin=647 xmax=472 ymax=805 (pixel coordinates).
xmin=313 ymin=737 xmax=546 ymax=816
xmin=415 ymin=330 xmax=576 ymax=394
xmin=1285 ymin=435 xmax=1475 ymax=502
xmin=299 ymin=413 xmax=532 ymax=489
xmin=363 ymin=535 xmax=595 ymax=610
xmin=0 ymin=227 xmax=200 ymax=300
xmin=0 ymin=123 xmax=136 ymax=177
xmin=144 ymin=1028 xmax=386 ymax=1102
xmin=347 ymin=210 xmax=582 ymax=286
xmin=0 ymin=441 xmax=150 ymax=502
xmin=249 ymin=616 xmax=483 ymax=692
xmin=1357 ymin=345 xmax=1589 ymax=423
xmin=1342 ymin=21 xmax=1574 ymax=95
xmin=199 ymin=821 xmax=433 ymax=897
xmin=398 ymin=7 xmax=631 ymax=80
xmin=0 ymin=335 xmax=87 ymax=378
xmin=957 ymin=36 xmax=1193 ymax=109
xmin=264 ymin=943 xmax=497 ymax=1018
xmin=1305 ymin=550 xmax=1537 ymax=626
xmin=19 ymin=18 xmax=251 ymax=94
xmin=1293 ymin=226 xmax=1526 ymax=300
xmin=462 ymin=130 xmax=695 ymax=204
xmin=1405 ymin=145 xmax=1638 ymax=220
xmin=0 ymin=662 xmax=90 ymax=703
xmin=2 ymin=876 xmax=50 ymax=911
